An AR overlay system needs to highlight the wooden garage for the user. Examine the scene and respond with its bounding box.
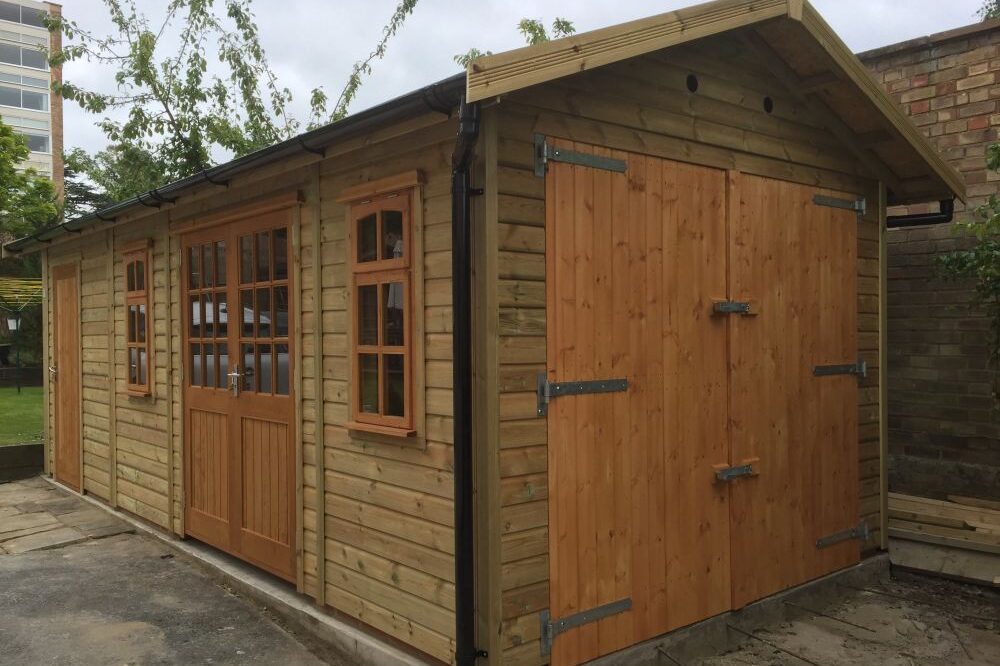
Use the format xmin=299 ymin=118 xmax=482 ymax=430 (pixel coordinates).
xmin=2 ymin=1 xmax=964 ymax=664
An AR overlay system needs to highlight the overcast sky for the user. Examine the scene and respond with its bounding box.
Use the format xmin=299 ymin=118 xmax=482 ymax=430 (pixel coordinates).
xmin=59 ymin=0 xmax=987 ymax=157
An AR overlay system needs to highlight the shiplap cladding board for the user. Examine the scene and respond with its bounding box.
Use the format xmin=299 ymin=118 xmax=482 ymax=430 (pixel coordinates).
xmin=492 ymin=40 xmax=883 ymax=664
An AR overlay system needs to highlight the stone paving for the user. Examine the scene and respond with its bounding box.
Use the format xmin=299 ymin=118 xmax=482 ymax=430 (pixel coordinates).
xmin=0 ymin=475 xmax=132 ymax=554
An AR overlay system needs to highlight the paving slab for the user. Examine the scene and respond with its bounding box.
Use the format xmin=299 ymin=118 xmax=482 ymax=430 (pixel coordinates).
xmin=0 ymin=511 xmax=60 ymax=538
xmin=1 ymin=526 xmax=87 ymax=554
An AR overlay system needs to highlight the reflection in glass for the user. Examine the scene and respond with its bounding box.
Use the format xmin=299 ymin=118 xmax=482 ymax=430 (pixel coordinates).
xmin=203 ymin=292 xmax=215 ymax=337
xmin=218 ymin=343 xmax=229 ymax=389
xmin=240 ymin=235 xmax=253 ymax=284
xmin=241 ymin=290 xmax=253 ymax=337
xmin=205 ymin=343 xmax=216 ymax=390
xmin=273 ymin=228 xmax=288 ymax=281
xmin=382 ymin=282 xmax=404 ymax=347
xmin=138 ymin=349 xmax=148 ymax=387
xmin=128 ymin=305 xmax=137 ymax=343
xmin=137 ymin=304 xmax=146 ymax=343
xmin=127 ymin=262 xmax=135 ymax=292
xmin=129 ymin=348 xmax=138 ymax=385
xmin=256 ymin=231 xmax=270 ymax=282
xmin=276 ymin=344 xmax=289 ymax=395
xmin=358 ymin=284 xmax=378 ymax=345
xmin=257 ymin=288 xmax=271 ymax=338
xmin=216 ymin=292 xmax=228 ymax=337
xmin=216 ymin=241 xmax=227 ymax=286
xmin=189 ymin=295 xmax=201 ymax=338
xmin=135 ymin=260 xmax=145 ymax=291
xmin=242 ymin=344 xmax=255 ymax=392
xmin=384 ymin=354 xmax=404 ymax=417
xmin=190 ymin=343 xmax=202 ymax=386
xmin=274 ymin=286 xmax=288 ymax=337
xmin=258 ymin=343 xmax=272 ymax=394
xmin=359 ymin=354 xmax=378 ymax=413
xmin=357 ymin=213 xmax=377 ymax=263
xmin=203 ymin=243 xmax=214 ymax=287
xmin=188 ymin=246 xmax=200 ymax=289
xmin=382 ymin=210 xmax=403 ymax=260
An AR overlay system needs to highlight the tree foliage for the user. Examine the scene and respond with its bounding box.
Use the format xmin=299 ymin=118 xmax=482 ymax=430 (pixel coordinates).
xmin=0 ymin=121 xmax=58 ymax=242
xmin=980 ymin=0 xmax=1000 ymax=20
xmin=455 ymin=17 xmax=576 ymax=67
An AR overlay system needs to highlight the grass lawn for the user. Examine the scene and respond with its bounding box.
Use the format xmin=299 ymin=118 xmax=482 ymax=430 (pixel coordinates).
xmin=0 ymin=386 xmax=43 ymax=446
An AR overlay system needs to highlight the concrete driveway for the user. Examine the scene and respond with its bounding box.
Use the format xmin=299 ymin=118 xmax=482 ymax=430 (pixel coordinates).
xmin=0 ymin=477 xmax=338 ymax=665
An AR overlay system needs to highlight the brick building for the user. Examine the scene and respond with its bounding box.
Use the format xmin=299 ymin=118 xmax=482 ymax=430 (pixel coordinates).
xmin=860 ymin=22 xmax=1000 ymax=499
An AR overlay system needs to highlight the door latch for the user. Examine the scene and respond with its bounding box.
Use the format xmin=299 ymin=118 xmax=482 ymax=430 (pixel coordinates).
xmin=714 ymin=459 xmax=759 ymax=483
xmin=227 ymin=365 xmax=244 ymax=397
xmin=712 ymin=300 xmax=756 ymax=316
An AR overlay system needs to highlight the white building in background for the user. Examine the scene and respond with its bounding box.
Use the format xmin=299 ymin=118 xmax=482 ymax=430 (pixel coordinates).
xmin=0 ymin=0 xmax=62 ymax=193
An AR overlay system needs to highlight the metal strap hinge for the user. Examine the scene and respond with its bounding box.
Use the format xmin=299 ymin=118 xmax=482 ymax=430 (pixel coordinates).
xmin=813 ymin=359 xmax=867 ymax=381
xmin=813 ymin=194 xmax=867 ymax=218
xmin=817 ymin=521 xmax=870 ymax=549
xmin=534 ymin=134 xmax=627 ymax=177
xmin=540 ymin=598 xmax=632 ymax=655
xmin=537 ymin=373 xmax=629 ymax=416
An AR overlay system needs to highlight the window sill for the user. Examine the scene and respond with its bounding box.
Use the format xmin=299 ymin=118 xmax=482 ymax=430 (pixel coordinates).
xmin=126 ymin=388 xmax=152 ymax=398
xmin=347 ymin=421 xmax=416 ymax=438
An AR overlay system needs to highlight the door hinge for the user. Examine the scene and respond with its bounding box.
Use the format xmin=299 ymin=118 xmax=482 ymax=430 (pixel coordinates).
xmin=537 ymin=373 xmax=629 ymax=417
xmin=713 ymin=300 xmax=756 ymax=316
xmin=817 ymin=521 xmax=870 ymax=549
xmin=534 ymin=134 xmax=628 ymax=177
xmin=813 ymin=359 xmax=867 ymax=381
xmin=813 ymin=194 xmax=867 ymax=218
xmin=540 ymin=598 xmax=632 ymax=655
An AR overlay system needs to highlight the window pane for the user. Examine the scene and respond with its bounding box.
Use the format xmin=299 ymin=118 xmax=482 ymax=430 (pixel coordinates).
xmin=273 ymin=228 xmax=288 ymax=281
xmin=275 ymin=344 xmax=289 ymax=395
xmin=137 ymin=304 xmax=146 ymax=343
xmin=21 ymin=48 xmax=46 ymax=70
xmin=358 ymin=284 xmax=378 ymax=346
xmin=0 ymin=2 xmax=19 ymax=22
xmin=383 ymin=354 xmax=405 ymax=417
xmin=22 ymin=132 xmax=48 ymax=152
xmin=189 ymin=295 xmax=201 ymax=337
xmin=382 ymin=210 xmax=403 ymax=260
xmin=127 ymin=305 xmax=137 ymax=343
xmin=218 ymin=343 xmax=229 ymax=389
xmin=129 ymin=347 xmax=138 ymax=385
xmin=188 ymin=246 xmax=200 ymax=289
xmin=257 ymin=344 xmax=272 ymax=394
xmin=0 ymin=43 xmax=18 ymax=65
xmin=256 ymin=231 xmax=270 ymax=282
xmin=202 ymin=293 xmax=214 ymax=337
xmin=357 ymin=213 xmax=377 ymax=263
xmin=0 ymin=85 xmax=19 ymax=106
xmin=205 ymin=343 xmax=216 ymax=390
xmin=256 ymin=288 xmax=271 ymax=338
xmin=382 ymin=282 xmax=405 ymax=347
xmin=138 ymin=349 xmax=148 ymax=387
xmin=215 ymin=241 xmax=226 ymax=286
xmin=240 ymin=235 xmax=253 ymax=284
xmin=126 ymin=261 xmax=135 ymax=292
xmin=240 ymin=289 xmax=253 ymax=337
xmin=216 ymin=292 xmax=228 ymax=338
xmin=202 ymin=243 xmax=214 ymax=287
xmin=21 ymin=90 xmax=45 ymax=110
xmin=241 ymin=344 xmax=255 ymax=392
xmin=135 ymin=260 xmax=145 ymax=291
xmin=21 ymin=7 xmax=45 ymax=27
xmin=359 ymin=354 xmax=378 ymax=414
xmin=190 ymin=343 xmax=202 ymax=386
xmin=274 ymin=286 xmax=288 ymax=337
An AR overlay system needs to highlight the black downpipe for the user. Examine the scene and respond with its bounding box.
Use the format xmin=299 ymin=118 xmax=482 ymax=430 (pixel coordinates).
xmin=452 ymin=97 xmax=483 ymax=665
xmin=887 ymin=198 xmax=955 ymax=228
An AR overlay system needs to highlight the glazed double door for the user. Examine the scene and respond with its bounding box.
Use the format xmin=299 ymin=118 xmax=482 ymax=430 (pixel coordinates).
xmin=544 ymin=141 xmax=860 ymax=664
xmin=182 ymin=211 xmax=295 ymax=581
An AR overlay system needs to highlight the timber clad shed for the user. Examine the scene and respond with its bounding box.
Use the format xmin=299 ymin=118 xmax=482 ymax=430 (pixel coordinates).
xmin=3 ymin=0 xmax=964 ymax=664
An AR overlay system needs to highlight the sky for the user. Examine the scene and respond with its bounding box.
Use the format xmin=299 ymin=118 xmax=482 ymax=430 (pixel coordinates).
xmin=58 ymin=0 xmax=989 ymax=157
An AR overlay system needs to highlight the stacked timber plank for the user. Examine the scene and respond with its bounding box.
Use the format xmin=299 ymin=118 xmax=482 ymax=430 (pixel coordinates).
xmin=888 ymin=492 xmax=1000 ymax=586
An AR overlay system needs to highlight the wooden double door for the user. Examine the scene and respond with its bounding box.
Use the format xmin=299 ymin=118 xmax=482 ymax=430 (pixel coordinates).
xmin=182 ymin=210 xmax=296 ymax=581
xmin=543 ymin=141 xmax=861 ymax=664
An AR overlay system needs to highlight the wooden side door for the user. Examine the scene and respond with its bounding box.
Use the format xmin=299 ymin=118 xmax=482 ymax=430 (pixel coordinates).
xmin=51 ymin=263 xmax=81 ymax=491
xmin=182 ymin=211 xmax=295 ymax=582
xmin=728 ymin=174 xmax=860 ymax=608
xmin=545 ymin=140 xmax=732 ymax=665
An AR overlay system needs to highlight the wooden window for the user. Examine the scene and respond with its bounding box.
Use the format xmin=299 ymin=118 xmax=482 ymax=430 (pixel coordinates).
xmin=348 ymin=189 xmax=414 ymax=436
xmin=124 ymin=241 xmax=152 ymax=396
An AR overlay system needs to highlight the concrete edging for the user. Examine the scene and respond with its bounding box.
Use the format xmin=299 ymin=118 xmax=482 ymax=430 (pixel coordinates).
xmin=39 ymin=475 xmax=429 ymax=666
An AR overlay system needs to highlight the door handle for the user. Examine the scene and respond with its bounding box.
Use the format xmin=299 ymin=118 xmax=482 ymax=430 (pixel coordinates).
xmin=227 ymin=365 xmax=244 ymax=397
xmin=48 ymin=366 xmax=57 ymax=380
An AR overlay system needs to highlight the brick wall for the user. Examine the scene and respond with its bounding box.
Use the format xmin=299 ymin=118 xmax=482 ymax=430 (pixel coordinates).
xmin=860 ymin=22 xmax=1000 ymax=500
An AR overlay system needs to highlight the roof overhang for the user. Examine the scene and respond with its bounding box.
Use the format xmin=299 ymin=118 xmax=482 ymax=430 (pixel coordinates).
xmin=465 ymin=0 xmax=965 ymax=207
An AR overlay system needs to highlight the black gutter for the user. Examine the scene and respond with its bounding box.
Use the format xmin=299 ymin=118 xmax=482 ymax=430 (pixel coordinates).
xmin=451 ymin=97 xmax=484 ymax=666
xmin=4 ymin=73 xmax=466 ymax=255
xmin=887 ymin=198 xmax=955 ymax=228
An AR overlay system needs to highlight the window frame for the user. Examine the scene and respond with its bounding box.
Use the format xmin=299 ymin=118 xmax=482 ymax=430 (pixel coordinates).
xmin=347 ymin=189 xmax=416 ymax=437
xmin=123 ymin=240 xmax=152 ymax=397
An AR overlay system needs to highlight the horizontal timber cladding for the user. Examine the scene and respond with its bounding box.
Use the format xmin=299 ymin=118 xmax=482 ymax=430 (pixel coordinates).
xmin=493 ymin=42 xmax=883 ymax=664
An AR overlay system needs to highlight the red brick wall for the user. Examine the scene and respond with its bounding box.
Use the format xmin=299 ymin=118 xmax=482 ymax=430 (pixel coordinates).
xmin=860 ymin=23 xmax=1000 ymax=499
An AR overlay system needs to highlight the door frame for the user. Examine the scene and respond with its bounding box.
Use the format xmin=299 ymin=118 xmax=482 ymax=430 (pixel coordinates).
xmin=51 ymin=261 xmax=83 ymax=492
xmin=179 ymin=204 xmax=298 ymax=582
